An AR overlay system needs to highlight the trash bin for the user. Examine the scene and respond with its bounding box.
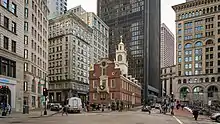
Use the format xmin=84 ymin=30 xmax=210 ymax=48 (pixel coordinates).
xmin=23 ymin=105 xmax=29 ymax=114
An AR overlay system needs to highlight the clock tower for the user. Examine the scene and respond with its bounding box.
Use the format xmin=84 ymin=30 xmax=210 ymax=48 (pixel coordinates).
xmin=115 ymin=36 xmax=128 ymax=75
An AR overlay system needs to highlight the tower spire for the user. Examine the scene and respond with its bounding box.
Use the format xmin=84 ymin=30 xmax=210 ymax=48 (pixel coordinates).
xmin=120 ymin=35 xmax=123 ymax=43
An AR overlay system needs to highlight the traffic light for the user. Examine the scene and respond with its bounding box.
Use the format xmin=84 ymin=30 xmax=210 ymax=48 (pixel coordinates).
xmin=43 ymin=88 xmax=48 ymax=96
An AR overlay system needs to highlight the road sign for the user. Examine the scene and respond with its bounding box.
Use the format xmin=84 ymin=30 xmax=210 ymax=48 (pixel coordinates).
xmin=41 ymin=96 xmax=45 ymax=103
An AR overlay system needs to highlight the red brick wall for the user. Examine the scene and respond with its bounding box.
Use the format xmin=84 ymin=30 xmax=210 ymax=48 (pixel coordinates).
xmin=89 ymin=59 xmax=141 ymax=106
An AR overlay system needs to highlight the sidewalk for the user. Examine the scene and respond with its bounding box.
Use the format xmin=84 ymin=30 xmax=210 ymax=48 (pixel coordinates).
xmin=0 ymin=110 xmax=59 ymax=119
xmin=172 ymin=109 xmax=210 ymax=120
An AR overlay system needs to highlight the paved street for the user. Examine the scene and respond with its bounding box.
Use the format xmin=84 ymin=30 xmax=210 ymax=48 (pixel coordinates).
xmin=0 ymin=109 xmax=218 ymax=124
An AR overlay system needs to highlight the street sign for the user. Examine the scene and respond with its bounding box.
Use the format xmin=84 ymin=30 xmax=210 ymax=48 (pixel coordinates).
xmin=41 ymin=95 xmax=45 ymax=104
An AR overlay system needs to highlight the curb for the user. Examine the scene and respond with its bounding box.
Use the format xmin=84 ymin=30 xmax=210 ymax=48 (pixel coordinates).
xmin=28 ymin=112 xmax=61 ymax=118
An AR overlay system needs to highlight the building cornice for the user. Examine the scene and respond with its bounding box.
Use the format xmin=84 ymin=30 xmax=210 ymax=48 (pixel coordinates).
xmin=120 ymin=75 xmax=141 ymax=88
xmin=172 ymin=0 xmax=219 ymax=12
xmin=49 ymin=12 xmax=93 ymax=33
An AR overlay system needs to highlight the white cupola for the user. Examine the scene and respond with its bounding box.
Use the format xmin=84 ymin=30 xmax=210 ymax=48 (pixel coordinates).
xmin=114 ymin=35 xmax=128 ymax=75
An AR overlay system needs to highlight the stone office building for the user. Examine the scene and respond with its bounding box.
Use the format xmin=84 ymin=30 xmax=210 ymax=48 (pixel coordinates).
xmin=172 ymin=0 xmax=220 ymax=105
xmin=48 ymin=11 xmax=91 ymax=103
xmin=0 ymin=0 xmax=24 ymax=112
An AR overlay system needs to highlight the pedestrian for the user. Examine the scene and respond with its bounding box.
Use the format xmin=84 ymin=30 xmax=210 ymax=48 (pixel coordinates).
xmin=170 ymin=102 xmax=175 ymax=115
xmin=101 ymin=104 xmax=104 ymax=112
xmin=62 ymin=104 xmax=68 ymax=116
xmin=192 ymin=108 xmax=199 ymax=121
xmin=7 ymin=104 xmax=11 ymax=115
xmin=181 ymin=104 xmax=184 ymax=110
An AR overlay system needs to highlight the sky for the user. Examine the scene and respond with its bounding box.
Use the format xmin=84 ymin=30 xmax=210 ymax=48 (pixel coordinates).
xmin=67 ymin=0 xmax=185 ymax=35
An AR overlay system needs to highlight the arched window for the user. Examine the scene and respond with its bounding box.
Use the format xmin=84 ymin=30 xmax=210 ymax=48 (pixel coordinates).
xmin=211 ymin=77 xmax=215 ymax=82
xmin=193 ymin=86 xmax=204 ymax=100
xmin=178 ymin=79 xmax=181 ymax=84
xmin=183 ymin=79 xmax=187 ymax=83
xmin=199 ymin=78 xmax=203 ymax=83
xmin=205 ymin=78 xmax=209 ymax=82
xmin=118 ymin=55 xmax=122 ymax=61
xmin=195 ymin=41 xmax=203 ymax=47
xmin=180 ymin=87 xmax=190 ymax=98
xmin=206 ymin=39 xmax=213 ymax=45
xmin=184 ymin=43 xmax=192 ymax=49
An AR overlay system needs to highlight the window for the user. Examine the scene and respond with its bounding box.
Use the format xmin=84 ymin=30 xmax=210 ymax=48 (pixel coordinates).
xmin=11 ymin=21 xmax=16 ymax=33
xmin=31 ymin=79 xmax=36 ymax=93
xmin=111 ymin=93 xmax=115 ymax=100
xmin=24 ymin=22 xmax=28 ymax=31
xmin=11 ymin=40 xmax=16 ymax=53
xmin=23 ymin=81 xmax=28 ymax=91
xmin=101 ymin=80 xmax=106 ymax=87
xmin=24 ymin=63 xmax=28 ymax=71
xmin=0 ymin=57 xmax=16 ymax=78
xmin=93 ymin=93 xmax=97 ymax=100
xmin=3 ymin=0 xmax=9 ymax=9
xmin=24 ymin=35 xmax=28 ymax=44
xmin=118 ymin=55 xmax=122 ymax=61
xmin=102 ymin=68 xmax=106 ymax=75
xmin=25 ymin=0 xmax=29 ymax=5
xmin=24 ymin=49 xmax=28 ymax=59
xmin=31 ymin=96 xmax=36 ymax=107
xmin=111 ymin=79 xmax=116 ymax=88
xmin=11 ymin=3 xmax=17 ymax=14
xmin=93 ymin=80 xmax=97 ymax=88
xmin=178 ymin=57 xmax=182 ymax=63
xmin=3 ymin=36 xmax=9 ymax=50
xmin=4 ymin=16 xmax=9 ymax=29
xmin=24 ymin=8 xmax=28 ymax=18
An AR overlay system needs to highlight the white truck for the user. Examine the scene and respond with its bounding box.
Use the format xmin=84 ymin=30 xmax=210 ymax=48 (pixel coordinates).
xmin=67 ymin=97 xmax=82 ymax=113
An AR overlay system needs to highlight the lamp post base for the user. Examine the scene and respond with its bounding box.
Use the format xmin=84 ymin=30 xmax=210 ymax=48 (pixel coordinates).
xmin=2 ymin=111 xmax=6 ymax=116
xmin=44 ymin=110 xmax=47 ymax=115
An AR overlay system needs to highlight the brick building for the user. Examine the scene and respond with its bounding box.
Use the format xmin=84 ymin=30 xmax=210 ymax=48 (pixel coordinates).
xmin=89 ymin=37 xmax=142 ymax=107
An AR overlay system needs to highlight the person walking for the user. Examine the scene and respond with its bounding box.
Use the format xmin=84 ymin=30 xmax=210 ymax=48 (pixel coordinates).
xmin=62 ymin=104 xmax=68 ymax=116
xmin=193 ymin=107 xmax=199 ymax=121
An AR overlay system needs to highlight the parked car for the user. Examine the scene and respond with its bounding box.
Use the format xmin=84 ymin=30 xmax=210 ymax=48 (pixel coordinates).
xmin=142 ymin=106 xmax=151 ymax=112
xmin=50 ymin=103 xmax=62 ymax=111
xmin=210 ymin=112 xmax=220 ymax=122
xmin=150 ymin=104 xmax=155 ymax=108
xmin=155 ymin=103 xmax=160 ymax=109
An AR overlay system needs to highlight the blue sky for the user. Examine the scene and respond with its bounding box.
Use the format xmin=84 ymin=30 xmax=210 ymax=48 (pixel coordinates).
xmin=67 ymin=0 xmax=185 ymax=35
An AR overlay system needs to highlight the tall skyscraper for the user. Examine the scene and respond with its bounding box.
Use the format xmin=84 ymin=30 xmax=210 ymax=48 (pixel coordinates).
xmin=47 ymin=0 xmax=67 ymax=19
xmin=161 ymin=23 xmax=175 ymax=68
xmin=173 ymin=0 xmax=220 ymax=104
xmin=97 ymin=0 xmax=161 ymax=100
